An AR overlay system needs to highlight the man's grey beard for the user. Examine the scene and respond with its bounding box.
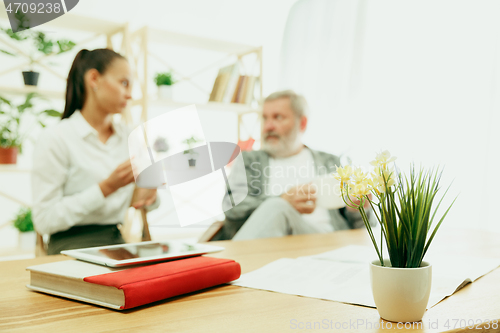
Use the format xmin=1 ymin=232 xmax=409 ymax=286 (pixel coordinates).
xmin=261 ymin=123 xmax=302 ymax=158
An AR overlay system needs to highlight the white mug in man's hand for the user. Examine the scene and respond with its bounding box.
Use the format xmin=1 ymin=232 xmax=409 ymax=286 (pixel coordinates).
xmin=310 ymin=176 xmax=345 ymax=210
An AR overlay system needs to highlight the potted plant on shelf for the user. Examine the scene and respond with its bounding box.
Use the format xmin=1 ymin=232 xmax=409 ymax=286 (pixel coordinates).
xmin=0 ymin=13 xmax=75 ymax=86
xmin=13 ymin=207 xmax=36 ymax=251
xmin=183 ymin=135 xmax=202 ymax=167
xmin=0 ymin=93 xmax=61 ymax=164
xmin=154 ymin=72 xmax=175 ymax=100
xmin=333 ymin=151 xmax=456 ymax=323
xmin=153 ymin=136 xmax=169 ymax=153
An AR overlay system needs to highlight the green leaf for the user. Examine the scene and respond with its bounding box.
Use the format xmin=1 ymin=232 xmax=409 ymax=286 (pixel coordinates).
xmin=42 ymin=109 xmax=61 ymax=117
xmin=33 ymin=31 xmax=54 ymax=55
xmin=423 ymin=194 xmax=458 ymax=257
xmin=57 ymin=40 xmax=76 ymax=54
xmin=154 ymin=72 xmax=175 ymax=86
xmin=0 ymin=96 xmax=12 ymax=106
xmin=13 ymin=207 xmax=33 ymax=232
xmin=3 ymin=28 xmax=28 ymax=41
xmin=25 ymin=92 xmax=38 ymax=101
xmin=0 ymin=49 xmax=16 ymax=56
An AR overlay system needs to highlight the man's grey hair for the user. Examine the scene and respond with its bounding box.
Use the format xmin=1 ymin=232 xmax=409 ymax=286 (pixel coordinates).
xmin=264 ymin=90 xmax=309 ymax=118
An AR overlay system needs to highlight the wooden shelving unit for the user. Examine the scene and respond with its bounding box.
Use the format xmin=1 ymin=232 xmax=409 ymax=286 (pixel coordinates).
xmin=0 ymin=85 xmax=64 ymax=99
xmin=0 ymin=9 xmax=262 ymax=140
xmin=127 ymin=25 xmax=262 ymax=139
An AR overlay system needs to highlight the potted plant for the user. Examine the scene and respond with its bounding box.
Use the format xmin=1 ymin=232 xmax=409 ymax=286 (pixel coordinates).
xmin=0 ymin=93 xmax=61 ymax=164
xmin=153 ymin=136 xmax=169 ymax=153
xmin=154 ymin=72 xmax=175 ymax=100
xmin=183 ymin=136 xmax=202 ymax=167
xmin=13 ymin=207 xmax=36 ymax=251
xmin=334 ymin=151 xmax=456 ymax=323
xmin=1 ymin=13 xmax=75 ymax=86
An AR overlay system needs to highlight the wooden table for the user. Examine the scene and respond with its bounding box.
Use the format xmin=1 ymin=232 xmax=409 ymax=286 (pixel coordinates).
xmin=1 ymin=228 xmax=499 ymax=333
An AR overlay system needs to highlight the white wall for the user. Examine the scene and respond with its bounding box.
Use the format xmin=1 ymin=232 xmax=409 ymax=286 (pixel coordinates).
xmin=279 ymin=0 xmax=500 ymax=233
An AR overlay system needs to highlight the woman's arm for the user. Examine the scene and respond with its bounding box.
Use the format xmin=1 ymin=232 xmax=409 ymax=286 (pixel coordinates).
xmin=31 ymin=131 xmax=107 ymax=235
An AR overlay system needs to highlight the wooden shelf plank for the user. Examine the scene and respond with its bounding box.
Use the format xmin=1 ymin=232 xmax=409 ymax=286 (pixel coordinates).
xmin=0 ymin=86 xmax=64 ymax=99
xmin=0 ymin=165 xmax=31 ymax=173
xmin=135 ymin=98 xmax=260 ymax=114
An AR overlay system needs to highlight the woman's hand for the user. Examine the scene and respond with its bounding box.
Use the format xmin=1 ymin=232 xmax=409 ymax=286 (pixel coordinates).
xmin=99 ymin=160 xmax=135 ymax=197
xmin=131 ymin=188 xmax=157 ymax=209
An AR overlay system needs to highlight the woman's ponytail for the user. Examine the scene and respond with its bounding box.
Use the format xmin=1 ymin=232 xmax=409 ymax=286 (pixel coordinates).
xmin=62 ymin=48 xmax=125 ymax=120
xmin=62 ymin=49 xmax=88 ymax=119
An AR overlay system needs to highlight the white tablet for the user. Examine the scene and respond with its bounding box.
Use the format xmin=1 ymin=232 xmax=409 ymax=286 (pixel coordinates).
xmin=61 ymin=240 xmax=224 ymax=267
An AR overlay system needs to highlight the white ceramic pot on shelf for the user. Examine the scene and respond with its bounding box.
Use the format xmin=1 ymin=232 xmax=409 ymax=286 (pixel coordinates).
xmin=158 ymin=85 xmax=173 ymax=100
xmin=370 ymin=260 xmax=432 ymax=323
xmin=19 ymin=231 xmax=36 ymax=251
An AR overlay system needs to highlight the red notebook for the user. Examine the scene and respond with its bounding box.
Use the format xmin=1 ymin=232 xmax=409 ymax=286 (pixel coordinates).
xmin=27 ymin=256 xmax=241 ymax=310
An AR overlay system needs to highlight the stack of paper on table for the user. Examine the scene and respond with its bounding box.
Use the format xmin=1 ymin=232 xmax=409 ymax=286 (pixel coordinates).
xmin=232 ymin=245 xmax=500 ymax=308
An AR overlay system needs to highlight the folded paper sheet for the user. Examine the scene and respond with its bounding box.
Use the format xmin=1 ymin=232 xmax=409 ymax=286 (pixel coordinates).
xmin=232 ymin=245 xmax=500 ymax=308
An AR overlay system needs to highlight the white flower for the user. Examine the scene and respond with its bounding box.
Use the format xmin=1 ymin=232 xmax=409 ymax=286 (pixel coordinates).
xmin=349 ymin=181 xmax=370 ymax=197
xmin=370 ymin=150 xmax=397 ymax=169
xmin=371 ymin=166 xmax=396 ymax=193
xmin=352 ymin=167 xmax=368 ymax=184
xmin=333 ymin=165 xmax=353 ymax=184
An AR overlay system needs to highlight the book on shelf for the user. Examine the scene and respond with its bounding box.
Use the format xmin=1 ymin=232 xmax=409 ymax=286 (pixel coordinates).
xmin=26 ymin=256 xmax=241 ymax=310
xmin=234 ymin=76 xmax=248 ymax=103
xmin=222 ymin=63 xmax=241 ymax=103
xmin=243 ymin=76 xmax=257 ymax=105
xmin=230 ymin=75 xmax=257 ymax=105
xmin=209 ymin=63 xmax=238 ymax=102
xmin=231 ymin=75 xmax=245 ymax=103
xmin=210 ymin=63 xmax=258 ymax=105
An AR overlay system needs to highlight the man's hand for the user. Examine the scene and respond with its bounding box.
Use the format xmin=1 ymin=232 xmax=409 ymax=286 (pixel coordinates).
xmin=131 ymin=188 xmax=157 ymax=209
xmin=280 ymin=183 xmax=317 ymax=214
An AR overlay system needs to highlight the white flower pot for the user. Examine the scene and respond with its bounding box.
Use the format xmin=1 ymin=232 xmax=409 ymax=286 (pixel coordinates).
xmin=370 ymin=260 xmax=432 ymax=323
xmin=158 ymin=85 xmax=173 ymax=100
xmin=19 ymin=231 xmax=36 ymax=251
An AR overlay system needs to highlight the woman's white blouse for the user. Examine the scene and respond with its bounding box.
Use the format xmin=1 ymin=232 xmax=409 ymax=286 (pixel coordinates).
xmin=31 ymin=111 xmax=158 ymax=235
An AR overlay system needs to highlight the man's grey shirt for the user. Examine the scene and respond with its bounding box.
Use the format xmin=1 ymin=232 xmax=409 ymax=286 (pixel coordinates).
xmin=222 ymin=148 xmax=368 ymax=233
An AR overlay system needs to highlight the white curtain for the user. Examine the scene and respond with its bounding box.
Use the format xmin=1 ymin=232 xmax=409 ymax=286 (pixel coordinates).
xmin=279 ymin=0 xmax=500 ymax=231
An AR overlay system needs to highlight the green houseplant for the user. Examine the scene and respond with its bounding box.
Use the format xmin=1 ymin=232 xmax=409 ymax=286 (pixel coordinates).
xmin=0 ymin=12 xmax=75 ymax=86
xmin=13 ymin=207 xmax=36 ymax=251
xmin=154 ymin=72 xmax=175 ymax=100
xmin=0 ymin=93 xmax=61 ymax=164
xmin=334 ymin=150 xmax=456 ymax=322
xmin=183 ymin=135 xmax=202 ymax=167
xmin=13 ymin=206 xmax=34 ymax=232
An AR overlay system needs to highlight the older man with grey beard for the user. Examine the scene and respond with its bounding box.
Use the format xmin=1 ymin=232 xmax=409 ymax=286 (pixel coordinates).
xmin=217 ymin=90 xmax=368 ymax=241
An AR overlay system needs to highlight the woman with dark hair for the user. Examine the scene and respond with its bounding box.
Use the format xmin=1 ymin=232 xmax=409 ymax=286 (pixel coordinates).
xmin=32 ymin=48 xmax=159 ymax=255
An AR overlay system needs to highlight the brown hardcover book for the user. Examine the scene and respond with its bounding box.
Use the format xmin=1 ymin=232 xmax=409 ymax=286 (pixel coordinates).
xmin=231 ymin=75 xmax=245 ymax=103
xmin=222 ymin=63 xmax=240 ymax=103
xmin=214 ymin=72 xmax=231 ymax=102
xmin=209 ymin=74 xmax=222 ymax=102
xmin=244 ymin=76 xmax=256 ymax=105
xmin=236 ymin=76 xmax=249 ymax=103
xmin=209 ymin=64 xmax=234 ymax=102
